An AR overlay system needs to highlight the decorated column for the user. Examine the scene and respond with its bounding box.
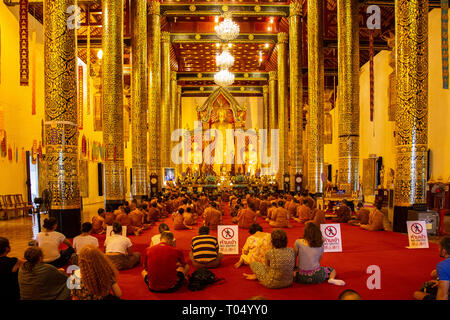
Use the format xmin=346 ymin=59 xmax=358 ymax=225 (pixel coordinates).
xmin=161 ymin=31 xmax=171 ymax=171
xmin=148 ymin=0 xmax=161 ymax=191
xmin=277 ymin=32 xmax=289 ymax=190
xmin=102 ymin=0 xmax=125 ymax=209
xmin=44 ymin=0 xmax=80 ymax=237
xmin=170 ymin=71 xmax=178 ymax=148
xmin=337 ymin=0 xmax=360 ymax=193
xmin=268 ymin=71 xmax=277 ymax=175
xmin=307 ymin=0 xmax=325 ymax=195
xmin=289 ymin=0 xmax=303 ymax=192
xmin=394 ymin=0 xmax=428 ymax=207
xmin=131 ymin=0 xmax=148 ymax=200
xmin=262 ymin=85 xmax=269 ymax=135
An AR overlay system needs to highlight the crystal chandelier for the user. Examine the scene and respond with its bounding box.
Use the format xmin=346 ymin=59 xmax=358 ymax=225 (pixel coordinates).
xmin=214 ymin=69 xmax=235 ymax=87
xmin=215 ymin=13 xmax=240 ymax=41
xmin=216 ymin=50 xmax=235 ymax=69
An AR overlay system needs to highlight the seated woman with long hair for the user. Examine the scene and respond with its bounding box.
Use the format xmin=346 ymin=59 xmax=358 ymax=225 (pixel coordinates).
xmin=243 ymin=229 xmax=295 ymax=289
xmin=294 ymin=222 xmax=345 ymax=286
xmin=71 ymin=245 xmax=121 ymax=300
xmin=104 ymin=222 xmax=140 ymax=270
xmin=234 ymin=223 xmax=272 ymax=268
xmin=18 ymin=247 xmax=70 ymax=300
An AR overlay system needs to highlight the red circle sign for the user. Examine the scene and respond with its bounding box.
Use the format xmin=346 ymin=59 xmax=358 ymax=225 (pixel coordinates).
xmin=325 ymin=226 xmax=337 ymax=238
xmin=411 ymin=223 xmax=423 ymax=234
xmin=222 ymin=228 xmax=234 ymax=239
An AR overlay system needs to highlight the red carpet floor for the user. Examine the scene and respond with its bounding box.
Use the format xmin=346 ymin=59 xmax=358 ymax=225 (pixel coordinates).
xmin=91 ymin=205 xmax=442 ymax=300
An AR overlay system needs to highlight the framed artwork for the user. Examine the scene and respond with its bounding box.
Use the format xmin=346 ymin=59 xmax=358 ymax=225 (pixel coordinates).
xmin=79 ymin=160 xmax=89 ymax=198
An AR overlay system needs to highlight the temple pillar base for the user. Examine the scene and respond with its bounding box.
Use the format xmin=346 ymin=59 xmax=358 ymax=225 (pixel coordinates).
xmin=49 ymin=208 xmax=81 ymax=238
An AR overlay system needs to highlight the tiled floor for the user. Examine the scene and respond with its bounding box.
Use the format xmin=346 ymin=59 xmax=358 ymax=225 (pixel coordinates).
xmin=0 ymin=203 xmax=103 ymax=258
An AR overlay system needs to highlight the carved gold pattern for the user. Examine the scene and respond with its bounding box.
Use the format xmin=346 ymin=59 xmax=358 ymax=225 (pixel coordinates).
xmin=337 ymin=0 xmax=360 ymax=192
xmin=44 ymin=0 xmax=80 ymax=210
xmin=394 ymin=0 xmax=428 ymax=206
xmin=131 ymin=0 xmax=148 ymax=197
xmin=161 ymin=31 xmax=171 ymax=168
xmin=289 ymin=0 xmax=302 ymax=17
xmin=103 ymin=0 xmax=125 ymax=201
xmin=268 ymin=71 xmax=277 ymax=158
xmin=277 ymin=32 xmax=288 ymax=186
xmin=289 ymin=6 xmax=303 ymax=190
xmin=307 ymin=0 xmax=324 ymax=194
xmin=148 ymin=2 xmax=161 ymax=180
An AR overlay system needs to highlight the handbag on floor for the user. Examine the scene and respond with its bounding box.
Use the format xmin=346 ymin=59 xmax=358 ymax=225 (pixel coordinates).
xmin=187 ymin=268 xmax=225 ymax=291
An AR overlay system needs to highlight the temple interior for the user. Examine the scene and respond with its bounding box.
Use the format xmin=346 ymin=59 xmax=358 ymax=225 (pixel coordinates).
xmin=0 ymin=0 xmax=449 ymax=301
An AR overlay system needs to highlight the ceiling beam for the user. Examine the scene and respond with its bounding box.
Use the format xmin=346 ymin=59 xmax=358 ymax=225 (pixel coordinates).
xmin=171 ymin=33 xmax=278 ymax=44
xmin=161 ymin=4 xmax=289 ymax=18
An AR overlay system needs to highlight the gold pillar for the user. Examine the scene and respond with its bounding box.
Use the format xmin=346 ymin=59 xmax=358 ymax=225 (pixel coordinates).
xmin=277 ymin=32 xmax=288 ymax=189
xmin=161 ymin=31 xmax=171 ymax=170
xmin=44 ymin=0 xmax=80 ymax=237
xmin=148 ymin=0 xmax=161 ymax=190
xmin=176 ymin=85 xmax=182 ymax=177
xmin=170 ymin=71 xmax=178 ymax=144
xmin=262 ymin=85 xmax=269 ymax=133
xmin=307 ymin=0 xmax=324 ymax=195
xmin=103 ymin=0 xmax=125 ymax=208
xmin=289 ymin=1 xmax=303 ymax=191
xmin=394 ymin=0 xmax=428 ymax=206
xmin=131 ymin=0 xmax=148 ymax=199
xmin=337 ymin=0 xmax=360 ymax=193
xmin=268 ymin=71 xmax=277 ymax=175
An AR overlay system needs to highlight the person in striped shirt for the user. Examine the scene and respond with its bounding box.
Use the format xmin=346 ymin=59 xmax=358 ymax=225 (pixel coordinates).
xmin=189 ymin=226 xmax=223 ymax=269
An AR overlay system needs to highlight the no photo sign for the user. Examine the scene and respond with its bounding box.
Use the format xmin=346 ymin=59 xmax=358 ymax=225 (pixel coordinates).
xmin=320 ymin=224 xmax=343 ymax=252
xmin=407 ymin=221 xmax=429 ymax=249
xmin=218 ymin=225 xmax=239 ymax=254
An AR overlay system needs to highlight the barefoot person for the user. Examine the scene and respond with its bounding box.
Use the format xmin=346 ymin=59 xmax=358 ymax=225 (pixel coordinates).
xmin=294 ymin=222 xmax=345 ymax=286
xmin=234 ymin=223 xmax=272 ymax=269
xmin=243 ymin=229 xmax=295 ymax=289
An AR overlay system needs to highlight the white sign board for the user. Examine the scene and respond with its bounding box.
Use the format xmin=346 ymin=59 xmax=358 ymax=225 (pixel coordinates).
xmin=218 ymin=225 xmax=239 ymax=255
xmin=106 ymin=225 xmax=127 ymax=238
xmin=320 ymin=224 xmax=343 ymax=252
xmin=407 ymin=221 xmax=429 ymax=249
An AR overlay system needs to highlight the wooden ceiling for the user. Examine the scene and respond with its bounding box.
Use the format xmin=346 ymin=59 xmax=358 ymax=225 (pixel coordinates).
xmin=22 ymin=0 xmax=441 ymax=96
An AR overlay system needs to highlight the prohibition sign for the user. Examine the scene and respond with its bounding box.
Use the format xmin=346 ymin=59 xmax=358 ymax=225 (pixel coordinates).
xmin=222 ymin=228 xmax=234 ymax=239
xmin=325 ymin=226 xmax=338 ymax=238
xmin=411 ymin=223 xmax=423 ymax=234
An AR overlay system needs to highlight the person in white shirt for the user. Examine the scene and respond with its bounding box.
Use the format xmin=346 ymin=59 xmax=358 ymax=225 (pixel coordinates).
xmin=71 ymin=222 xmax=99 ymax=265
xmin=35 ymin=218 xmax=75 ymax=268
xmin=150 ymin=223 xmax=176 ymax=247
xmin=105 ymin=222 xmax=140 ymax=270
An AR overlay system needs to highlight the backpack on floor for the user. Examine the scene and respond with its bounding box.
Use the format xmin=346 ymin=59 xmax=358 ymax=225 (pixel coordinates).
xmin=187 ymin=268 xmax=224 ymax=291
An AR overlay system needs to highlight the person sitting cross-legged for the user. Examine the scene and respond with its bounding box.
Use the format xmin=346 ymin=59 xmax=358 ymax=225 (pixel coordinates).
xmin=294 ymin=222 xmax=345 ymax=286
xmin=234 ymin=223 xmax=272 ymax=269
xmin=414 ymin=236 xmax=450 ymax=300
xmin=142 ymin=231 xmax=189 ymax=293
xmin=0 ymin=237 xmax=24 ymax=300
xmin=189 ymin=226 xmax=223 ymax=269
xmin=243 ymin=229 xmax=296 ymax=289
xmin=104 ymin=222 xmax=140 ymax=270
xmin=360 ymin=202 xmax=384 ymax=232
xmin=71 ymin=222 xmax=99 ymax=265
xmin=70 ymin=245 xmax=122 ymax=300
xmin=173 ymin=208 xmax=193 ymax=230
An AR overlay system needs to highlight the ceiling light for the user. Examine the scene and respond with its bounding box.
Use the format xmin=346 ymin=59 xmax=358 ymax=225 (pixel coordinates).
xmin=265 ymin=43 xmax=269 ymax=48
xmin=97 ymin=49 xmax=103 ymax=60
xmin=215 ymin=12 xmax=240 ymax=41
xmin=214 ymin=69 xmax=235 ymax=87
xmin=216 ymin=50 xmax=235 ymax=69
